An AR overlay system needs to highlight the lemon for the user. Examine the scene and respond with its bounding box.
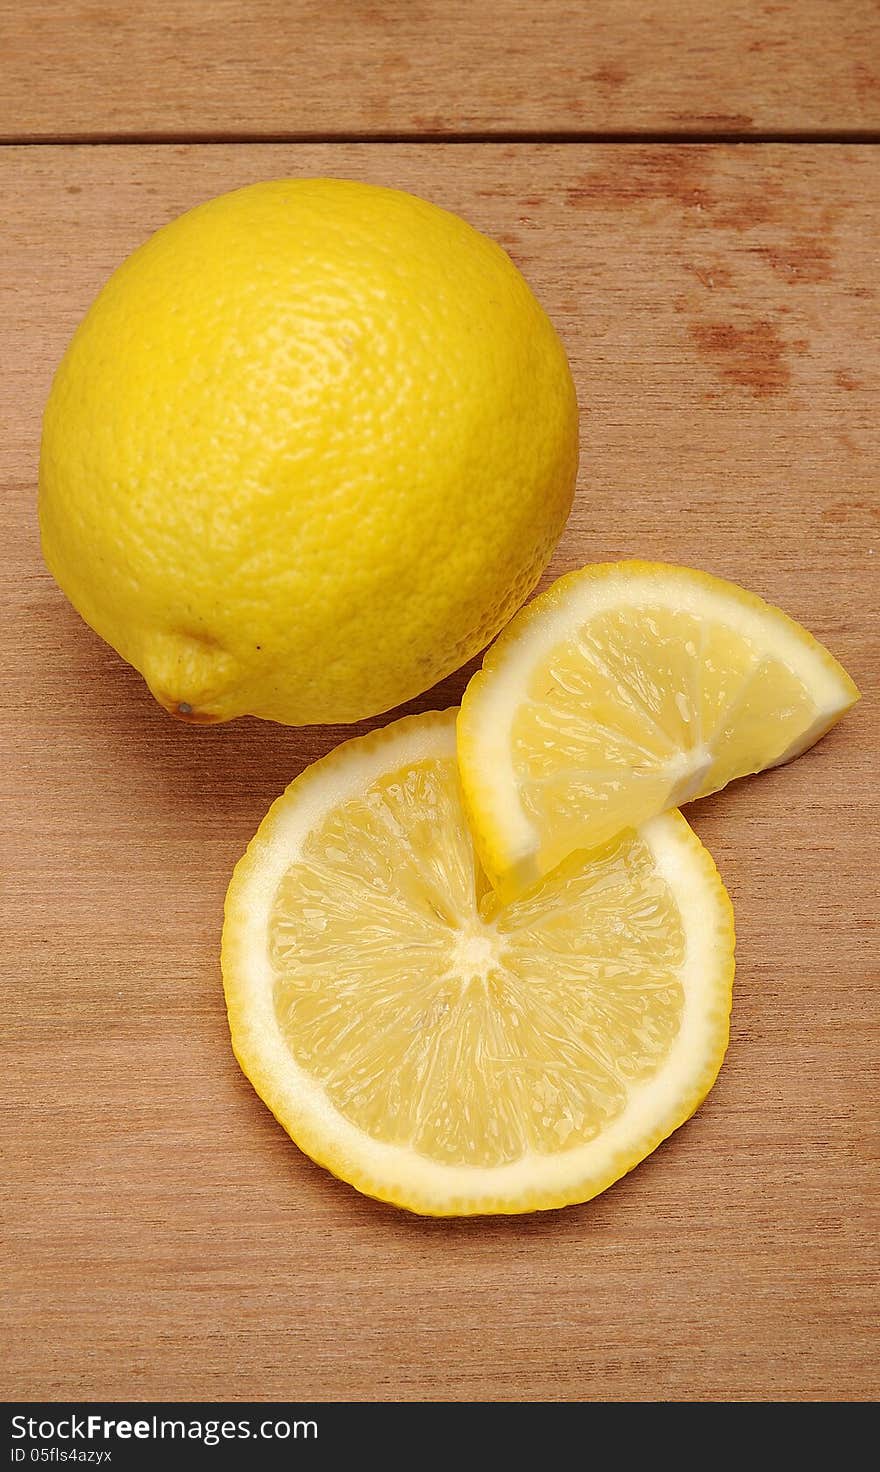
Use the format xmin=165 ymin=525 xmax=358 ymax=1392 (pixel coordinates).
xmin=458 ymin=562 xmax=859 ymax=899
xmin=39 ymin=179 xmax=577 ymax=726
xmin=222 ymin=710 xmax=734 ymax=1216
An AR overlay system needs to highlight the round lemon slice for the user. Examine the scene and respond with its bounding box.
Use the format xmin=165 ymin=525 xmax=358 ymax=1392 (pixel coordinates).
xmin=458 ymin=562 xmax=858 ymax=899
xmin=222 ymin=710 xmax=734 ymax=1216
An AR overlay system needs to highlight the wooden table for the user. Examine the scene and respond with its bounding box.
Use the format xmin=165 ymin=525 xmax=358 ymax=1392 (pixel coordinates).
xmin=3 ymin=4 xmax=878 ymax=1405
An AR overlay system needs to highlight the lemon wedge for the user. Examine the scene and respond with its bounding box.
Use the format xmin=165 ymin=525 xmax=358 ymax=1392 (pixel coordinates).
xmin=222 ymin=711 xmax=734 ymax=1216
xmin=458 ymin=562 xmax=858 ymax=899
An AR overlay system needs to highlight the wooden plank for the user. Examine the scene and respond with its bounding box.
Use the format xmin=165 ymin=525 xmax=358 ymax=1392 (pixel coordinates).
xmin=2 ymin=1 xmax=879 ymax=140
xmin=2 ymin=143 xmax=877 ymax=1403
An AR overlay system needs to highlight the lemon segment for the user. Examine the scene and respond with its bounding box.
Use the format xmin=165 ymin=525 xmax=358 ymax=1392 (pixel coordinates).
xmin=222 ymin=710 xmax=734 ymax=1216
xmin=458 ymin=562 xmax=859 ymax=898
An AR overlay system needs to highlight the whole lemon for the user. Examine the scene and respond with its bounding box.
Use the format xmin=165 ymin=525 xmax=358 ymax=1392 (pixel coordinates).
xmin=39 ymin=179 xmax=578 ymax=725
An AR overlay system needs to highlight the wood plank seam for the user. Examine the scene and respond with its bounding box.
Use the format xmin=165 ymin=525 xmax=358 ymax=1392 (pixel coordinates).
xmin=3 ymin=131 xmax=880 ymax=147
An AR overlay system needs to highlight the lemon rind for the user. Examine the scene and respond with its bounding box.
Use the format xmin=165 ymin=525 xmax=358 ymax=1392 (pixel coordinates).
xmin=222 ymin=709 xmax=734 ymax=1217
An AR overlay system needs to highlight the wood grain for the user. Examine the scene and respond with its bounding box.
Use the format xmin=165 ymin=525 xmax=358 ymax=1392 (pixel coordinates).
xmin=2 ymin=1 xmax=880 ymax=140
xmin=2 ymin=143 xmax=878 ymax=1403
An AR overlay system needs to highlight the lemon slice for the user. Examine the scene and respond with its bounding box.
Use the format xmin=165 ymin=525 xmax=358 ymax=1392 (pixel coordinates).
xmin=458 ymin=562 xmax=858 ymax=899
xmin=222 ymin=710 xmax=734 ymax=1216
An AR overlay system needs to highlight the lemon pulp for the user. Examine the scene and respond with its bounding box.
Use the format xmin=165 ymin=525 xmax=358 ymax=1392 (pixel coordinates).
xmin=270 ymin=756 xmax=686 ymax=1166
xmin=514 ymin=604 xmax=826 ymax=875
